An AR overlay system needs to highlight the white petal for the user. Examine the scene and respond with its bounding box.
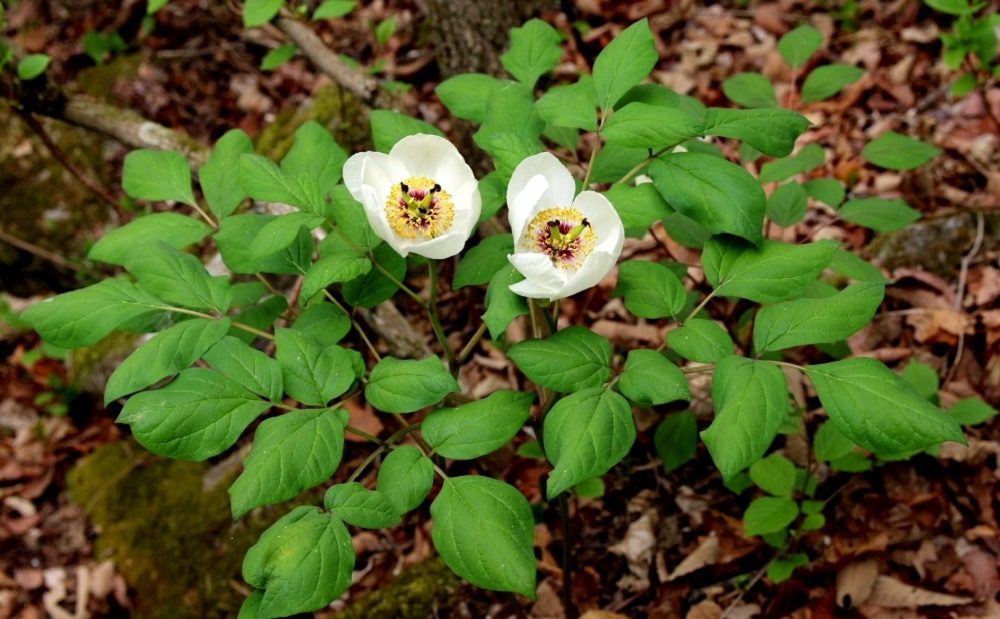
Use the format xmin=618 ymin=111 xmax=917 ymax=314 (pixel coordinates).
xmin=574 ymin=191 xmax=625 ymax=255
xmin=507 ymin=174 xmax=549 ymax=239
xmin=556 ymin=250 xmax=618 ymax=299
xmin=509 ymin=278 xmax=560 ymax=300
xmin=402 ymin=229 xmax=468 ymax=259
xmin=507 ymin=153 xmax=577 ymax=232
xmin=389 ymin=134 xmax=475 ymax=189
xmin=508 ymin=252 xmax=565 ymax=292
xmin=343 ymin=152 xmax=406 ymax=206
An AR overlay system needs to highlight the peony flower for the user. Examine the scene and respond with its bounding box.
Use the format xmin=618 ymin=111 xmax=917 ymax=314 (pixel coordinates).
xmin=506 ymin=153 xmax=624 ymax=300
xmin=343 ymin=134 xmax=481 ymax=259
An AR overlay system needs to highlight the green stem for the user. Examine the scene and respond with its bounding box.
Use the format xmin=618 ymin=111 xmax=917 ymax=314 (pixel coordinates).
xmin=580 ymin=132 xmax=603 ymax=190
xmin=614 ymin=146 xmax=673 ymax=186
xmin=427 ymin=263 xmax=456 ymax=368
xmin=231 ymin=320 xmax=275 ymax=341
xmin=323 ymin=290 xmax=382 ymax=362
xmin=656 ymin=290 xmax=718 ymax=352
xmin=456 ymin=321 xmax=489 ymax=365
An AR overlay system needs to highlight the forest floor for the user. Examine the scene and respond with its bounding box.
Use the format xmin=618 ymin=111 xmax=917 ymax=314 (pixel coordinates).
xmin=1 ymin=0 xmax=1000 ymax=618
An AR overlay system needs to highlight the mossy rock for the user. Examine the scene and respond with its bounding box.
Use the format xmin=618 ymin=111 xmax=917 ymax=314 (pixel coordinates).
xmin=869 ymin=211 xmax=1000 ymax=277
xmin=254 ymin=83 xmax=369 ymax=161
xmin=333 ymin=557 xmax=461 ymax=619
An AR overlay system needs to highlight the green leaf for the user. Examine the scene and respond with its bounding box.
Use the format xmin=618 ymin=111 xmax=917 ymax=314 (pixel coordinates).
xmin=544 ymin=388 xmax=636 ymax=498
xmin=275 ymin=328 xmax=356 ymax=406
xmin=500 ymin=18 xmax=562 ymax=88
xmin=292 ymin=302 xmax=351 ymax=346
xmin=238 ymin=154 xmax=315 ymax=211
xmin=800 ymin=64 xmax=864 ymax=103
xmin=323 ymin=483 xmax=400 ymax=528
xmin=758 ymin=143 xmax=826 ymax=183
xmin=748 ymin=453 xmax=797 ymax=498
xmin=484 ymin=265 xmax=529 ymax=339
xmin=617 ymin=83 xmax=681 ymax=109
xmin=200 ymin=129 xmax=254 ymax=218
xmin=617 ymin=349 xmax=689 ymax=407
xmin=23 ymin=278 xmax=168 ymax=348
xmin=703 ymin=108 xmax=811 ymax=158
xmin=507 ymin=327 xmax=613 ymax=392
xmin=105 ymin=317 xmax=230 ymax=404
xmin=654 ymin=411 xmax=698 ymax=472
xmin=613 ymin=260 xmax=687 ymax=320
xmin=88 ymin=213 xmax=212 ymax=266
xmin=753 ymin=283 xmax=884 ymax=353
xmin=370 ymin=109 xmax=446 ymax=153
xmin=924 ymin=0 xmax=975 ymax=14
xmin=477 ymin=172 xmax=506 ymax=222
xmin=535 ymin=76 xmax=599 ymax=131
xmin=666 ymin=318 xmax=733 ymax=363
xmin=17 ymin=53 xmax=51 ymax=80
xmin=228 ymin=296 xmax=286 ymax=344
xmin=243 ymin=506 xmax=353 ymax=618
xmin=230 ymin=407 xmax=347 ymax=519
xmin=125 ymin=241 xmax=232 ymax=312
xmin=777 ymin=24 xmax=823 ymax=68
xmin=243 ymin=0 xmax=282 ymax=28
xmin=813 ymin=420 xmax=857 ymax=463
xmin=766 ymin=182 xmax=809 ymax=227
xmin=593 ymin=18 xmax=658 ymax=113
xmin=947 ymin=398 xmax=997 ymax=426
xmin=702 ymin=236 xmax=839 ymax=303
xmin=702 ymin=356 xmax=788 ymax=480
xmin=118 ymin=368 xmax=269 ymax=460
xmin=838 ymin=198 xmax=921 ymax=232
xmin=216 ymin=214 xmax=311 ymax=275
xmin=488 ymin=132 xmax=544 ymax=187
xmin=252 ymin=211 xmax=323 ymax=258
xmin=602 ymin=103 xmax=704 ymax=149
xmin=330 ymin=186 xmax=380 ymax=250
xmin=590 ymin=143 xmax=649 ymax=184
xmin=862 ymin=131 xmax=941 ymax=170
xmin=901 ymin=359 xmax=940 ymax=401
xmin=649 ymin=153 xmax=765 ymax=246
xmin=803 ymin=358 xmax=967 ymax=456
xmin=424 ymin=390 xmax=534 ymax=460
xmin=474 ymin=83 xmax=544 ymax=153
xmin=744 ymin=497 xmax=799 ymax=537
xmin=301 ymin=251 xmax=371 ymax=301
xmin=365 ymin=357 xmax=459 ymax=413
xmin=122 ymin=149 xmax=196 ymax=205
xmin=431 ymin=477 xmax=536 ymax=598
xmin=313 ymin=0 xmax=355 ymax=19
xmin=604 ymin=183 xmax=672 ymax=237
xmin=435 ymin=74 xmax=509 ymax=123
xmin=342 ymin=242 xmax=405 ymax=308
xmin=281 ymin=120 xmax=348 ymax=197
xmin=804 ymin=178 xmax=845 ymax=208
xmin=722 ymin=72 xmax=777 ymax=108
xmin=373 ymin=15 xmax=396 ymax=47
xmin=237 ymin=590 xmax=263 ymax=619
xmin=376 ymin=445 xmax=434 ymax=514
xmin=454 ymin=235 xmax=515 ymax=289
xmin=203 ymin=335 xmax=283 ymax=401
xmin=261 ymin=43 xmax=296 ymax=70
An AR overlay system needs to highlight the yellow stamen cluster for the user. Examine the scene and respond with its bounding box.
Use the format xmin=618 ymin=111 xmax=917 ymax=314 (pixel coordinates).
xmin=385 ymin=176 xmax=455 ymax=240
xmin=522 ymin=207 xmax=596 ymax=269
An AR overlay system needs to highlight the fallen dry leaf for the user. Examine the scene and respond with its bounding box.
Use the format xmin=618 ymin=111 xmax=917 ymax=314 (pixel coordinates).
xmin=837 ymin=558 xmax=879 ymax=608
xmin=865 ymin=575 xmax=973 ymax=608
xmin=666 ymin=532 xmax=722 ymax=581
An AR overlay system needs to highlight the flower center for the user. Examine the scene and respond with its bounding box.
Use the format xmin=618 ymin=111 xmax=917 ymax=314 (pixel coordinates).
xmin=385 ymin=176 xmax=455 ymax=240
xmin=521 ymin=207 xmax=597 ymax=269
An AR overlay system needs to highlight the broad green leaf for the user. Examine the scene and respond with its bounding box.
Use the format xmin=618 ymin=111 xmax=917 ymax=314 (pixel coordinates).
xmin=947 ymin=398 xmax=997 ymax=426
xmin=722 ymin=72 xmax=777 ymax=108
xmin=603 ymin=183 xmax=672 ymax=237
xmin=281 ymin=120 xmax=348 ymax=197
xmin=748 ymin=453 xmax=797 ymax=498
xmin=828 ymin=251 xmax=888 ymax=284
xmin=117 ymin=367 xmax=269 ymax=460
xmin=758 ymin=143 xmax=826 ymax=183
xmin=237 ymin=590 xmax=263 ymax=619
xmin=602 ymin=103 xmax=704 ymax=149
xmin=666 ymin=318 xmax=733 ymax=363
xmin=477 ymin=173 xmax=506 ymax=221
xmin=500 ymin=18 xmax=562 ymax=88
xmin=753 ymin=283 xmax=884 ymax=353
xmin=23 ymin=278 xmax=168 ymax=348
xmin=313 ymin=0 xmax=355 ymax=19
xmin=105 ymin=317 xmax=230 ymax=403
xmin=454 ymin=235 xmax=515 ymax=289
xmin=862 ymin=131 xmax=941 ymax=170
xmin=301 ymin=250 xmax=371 ymax=301
xmin=804 ymin=178 xmax=845 ymax=207
xmin=803 ymin=357 xmax=967 ymax=456
xmin=125 ymin=241 xmax=232 ymax=312
xmin=370 ymin=109 xmax=446 ymax=153
xmin=662 ymin=211 xmax=711 ymax=248
xmin=535 ymin=76 xmax=598 ymax=131
xmin=201 ymin=129 xmax=254 ymax=218
xmin=215 ymin=214 xmax=311 ymax=275
xmin=252 ymin=211 xmax=323 ymax=258
xmin=238 ymin=154 xmax=315 ymax=211
xmin=507 ymin=327 xmax=612 ymax=392
xmin=768 ymin=553 xmax=811 ymax=583
xmin=17 ymin=53 xmax=51 ymax=80
xmin=228 ymin=281 xmax=266 ymax=307
xmin=122 ymin=149 xmax=196 ymax=205
xmin=649 ymin=153 xmax=765 ymax=246
xmin=374 ymin=15 xmax=396 ymax=47
xmin=243 ymin=0 xmax=282 ymax=28
xmin=329 ymin=186 xmax=381 ymax=251
xmin=275 ymin=328 xmax=355 ymax=406
xmin=365 ymin=357 xmax=459 ymax=413
xmin=777 ymin=24 xmax=823 ymax=68
xmin=203 ymin=335 xmax=283 ymax=401
xmin=743 ymin=497 xmax=799 ymax=537
xmin=544 ymin=388 xmax=636 ymax=498
xmin=473 ymin=83 xmax=544 ymax=153
xmin=766 ymin=181 xmax=809 ymax=227
xmin=703 ymin=108 xmax=811 ymax=158
xmin=901 ymin=359 xmax=940 ymax=401
xmin=617 ymin=349 xmax=689 ymax=406
xmin=323 ymin=483 xmax=400 ymax=528
xmin=376 ymin=445 xmax=434 ymax=514
xmin=228 ymin=296 xmax=286 ymax=344
xmin=424 ymin=390 xmax=534 ymax=459
xmin=617 ymin=83 xmax=682 ymax=109
xmin=800 ymin=64 xmax=864 ymax=103
xmin=590 ymin=142 xmax=649 ymax=184
xmin=838 ymin=198 xmax=921 ymax=232
xmin=261 ymin=43 xmax=296 ymax=70
xmin=431 ymin=477 xmax=536 ymax=598
xmin=813 ymin=419 xmax=857 ymax=463
xmin=243 ymin=506 xmax=353 ymax=618
xmin=230 ymin=407 xmax=347 ymax=519
xmin=89 ymin=213 xmax=212 ymax=265
xmin=702 ymin=236 xmax=839 ymax=303
xmin=593 ymin=18 xmax=658 ymax=113
xmin=702 ymin=356 xmax=788 ymax=480
xmin=484 ymin=265 xmax=529 ymax=339
xmin=488 ymin=132 xmax=544 ymax=187
xmin=292 ymin=302 xmax=351 ymax=347
xmin=342 ymin=242 xmax=405 ymax=308
xmin=613 ymin=260 xmax=687 ymax=320
xmin=654 ymin=411 xmax=697 ymax=472
xmin=924 ymin=0 xmax=974 ymax=15
xmin=435 ymin=74 xmax=509 ymax=123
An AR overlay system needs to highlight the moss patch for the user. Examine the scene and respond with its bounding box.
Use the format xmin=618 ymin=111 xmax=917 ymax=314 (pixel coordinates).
xmin=254 ymin=83 xmax=369 ymax=160
xmin=335 ymin=557 xmax=461 ymax=619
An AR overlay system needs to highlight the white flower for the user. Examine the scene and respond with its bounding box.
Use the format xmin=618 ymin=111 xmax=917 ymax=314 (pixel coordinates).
xmin=506 ymin=153 xmax=624 ymax=300
xmin=343 ymin=134 xmax=481 ymax=259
